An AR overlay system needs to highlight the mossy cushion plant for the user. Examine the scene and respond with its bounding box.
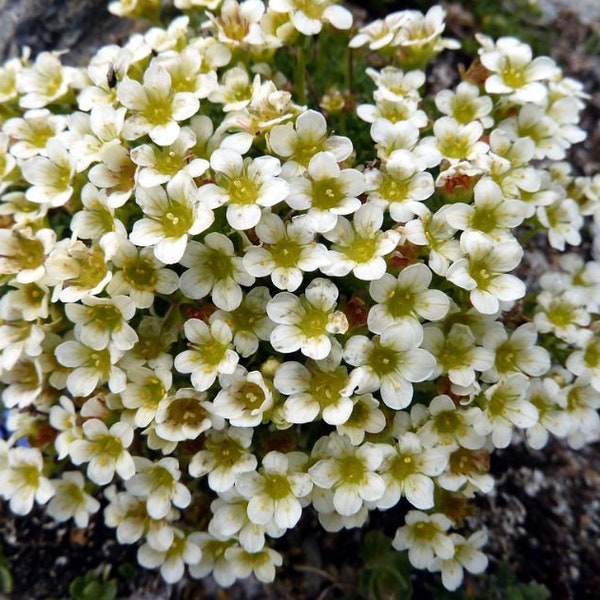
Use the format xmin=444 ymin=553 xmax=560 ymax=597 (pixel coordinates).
xmin=0 ymin=0 xmax=599 ymax=593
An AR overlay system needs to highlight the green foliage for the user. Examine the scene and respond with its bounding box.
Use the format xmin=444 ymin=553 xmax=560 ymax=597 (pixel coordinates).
xmin=68 ymin=568 xmax=118 ymax=600
xmin=356 ymin=531 xmax=413 ymax=600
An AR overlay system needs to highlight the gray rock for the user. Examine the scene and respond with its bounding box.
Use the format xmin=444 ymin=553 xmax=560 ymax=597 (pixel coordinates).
xmin=0 ymin=0 xmax=142 ymax=64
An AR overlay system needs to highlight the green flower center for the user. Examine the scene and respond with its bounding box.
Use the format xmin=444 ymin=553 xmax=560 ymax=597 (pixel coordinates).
xmin=380 ymin=175 xmax=409 ymax=202
xmin=310 ymin=367 xmax=349 ymax=408
xmin=122 ymin=256 xmax=158 ymax=290
xmin=227 ymin=176 xmax=260 ymax=205
xmin=10 ymin=234 xmax=45 ymax=270
xmin=69 ymin=246 xmax=109 ymax=291
xmin=390 ymin=453 xmax=417 ymax=479
xmin=298 ymin=305 xmax=329 ymax=338
xmin=264 ymin=473 xmax=291 ymax=500
xmin=86 ymin=303 xmax=123 ymax=331
xmin=368 ymin=340 xmax=399 ymax=376
xmin=502 ymin=65 xmax=526 ymax=88
xmin=439 ymin=132 xmax=472 ymax=159
xmin=385 ymin=288 xmax=416 ymax=318
xmin=344 ymin=235 xmax=378 ymax=263
xmin=313 ymin=179 xmax=344 ymax=210
xmin=270 ymin=237 xmax=303 ymax=268
xmin=337 ymin=454 xmax=366 ymax=484
xmin=92 ymin=434 xmax=124 ymax=459
xmin=236 ymin=381 xmax=267 ymax=411
xmin=166 ymin=396 xmax=208 ymax=428
xmin=161 ymin=202 xmax=193 ymax=237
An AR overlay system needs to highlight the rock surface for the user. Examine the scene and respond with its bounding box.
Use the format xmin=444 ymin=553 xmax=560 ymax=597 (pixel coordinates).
xmin=0 ymin=0 xmax=142 ymax=64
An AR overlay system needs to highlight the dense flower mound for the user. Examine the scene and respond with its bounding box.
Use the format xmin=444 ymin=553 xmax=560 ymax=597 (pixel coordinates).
xmin=1 ymin=0 xmax=600 ymax=591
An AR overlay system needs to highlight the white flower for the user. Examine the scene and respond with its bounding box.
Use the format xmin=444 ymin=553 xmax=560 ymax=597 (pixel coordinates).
xmin=69 ymin=419 xmax=135 ymax=485
xmin=126 ymin=457 xmax=191 ymax=520
xmin=154 ymin=388 xmax=215 ymax=442
xmin=446 ymin=231 xmax=525 ymax=314
xmin=235 ymin=451 xmax=312 ymax=529
xmin=435 ymin=82 xmax=493 ymax=128
xmin=321 ymin=203 xmax=401 ymax=281
xmin=269 ymin=0 xmax=352 ymax=36
xmin=174 ymin=318 xmax=239 ymax=391
xmin=417 ymin=395 xmax=486 ymax=450
xmin=222 ymin=545 xmax=283 ymax=585
xmin=179 ymin=232 xmax=254 ymax=310
xmin=392 ymin=510 xmax=454 ymax=570
xmin=268 ymin=278 xmax=348 ymax=360
xmin=365 ymin=150 xmax=435 ymax=222
xmin=129 ymin=172 xmax=214 ymax=264
xmin=137 ymin=528 xmax=201 ymax=583
xmin=156 ymin=45 xmax=218 ymax=98
xmin=130 ymin=127 xmax=209 ymax=188
xmin=104 ymin=488 xmax=177 ymax=550
xmin=426 ymin=117 xmax=488 ymax=164
xmin=275 ymin=345 xmax=356 ymax=425
xmin=243 ymin=212 xmax=328 ymax=292
xmin=189 ymin=427 xmax=257 ymax=493
xmin=404 ymin=205 xmax=462 ymax=276
xmin=118 ymin=61 xmax=199 ymax=146
xmin=478 ymin=35 xmax=557 ymax=104
xmin=349 ymin=11 xmax=407 ymax=50
xmin=49 ymin=395 xmax=82 ymax=459
xmin=336 ymin=394 xmax=387 ymax=445
xmin=392 ymin=6 xmax=460 ymax=68
xmin=88 ymin=144 xmax=136 ymax=208
xmin=431 ymin=531 xmax=488 ymax=591
xmin=0 ymin=447 xmax=54 ymax=515
xmin=367 ymin=263 xmax=450 ymax=334
xmin=187 ymin=534 xmax=238 ymax=586
xmin=70 ymin=184 xmax=127 ymax=241
xmin=437 ymin=448 xmax=494 ymax=494
xmin=475 ymin=130 xmax=541 ymax=202
xmin=3 ymin=109 xmax=67 ymax=159
xmin=422 ymin=322 xmax=495 ymax=389
xmin=524 ymin=378 xmax=571 ymax=449
xmin=208 ymin=66 xmax=253 ymax=112
xmin=533 ymin=290 xmax=590 ymax=345
xmin=17 ymin=52 xmax=78 ymax=109
xmin=444 ymin=178 xmax=528 ymax=240
xmin=377 ymin=432 xmax=448 ymax=510
xmin=268 ymin=109 xmax=352 ymax=176
xmin=344 ymin=322 xmax=436 ymax=410
xmin=367 ymin=66 xmax=425 ymax=104
xmin=20 ymin=138 xmax=76 ymax=207
xmin=482 ymin=322 xmax=550 ymax=382
xmin=65 ymin=295 xmax=138 ymax=352
xmin=202 ymin=149 xmax=288 ymax=230
xmin=567 ymin=335 xmax=600 ymax=392
xmin=203 ymin=0 xmax=268 ymax=50
xmin=45 ymin=238 xmax=113 ymax=303
xmin=212 ymin=367 xmax=274 ymax=427
xmin=308 ymin=434 xmax=385 ymax=516
xmin=370 ymin=119 xmax=439 ymax=166
xmin=54 ymin=340 xmax=126 ymax=397
xmin=0 ymin=226 xmax=55 ymax=284
xmin=210 ymin=286 xmax=274 ymax=357
xmin=286 ymin=151 xmax=365 ymax=233
xmin=106 ymin=235 xmax=179 ymax=309
xmin=46 ymin=471 xmax=100 ymax=528
xmin=121 ymin=366 xmax=172 ymax=428
xmin=537 ymin=198 xmax=583 ymax=250
xmin=473 ymin=374 xmax=539 ymax=448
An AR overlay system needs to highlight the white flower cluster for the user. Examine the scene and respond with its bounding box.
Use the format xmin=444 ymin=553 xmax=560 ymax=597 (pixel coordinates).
xmin=0 ymin=0 xmax=599 ymax=592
